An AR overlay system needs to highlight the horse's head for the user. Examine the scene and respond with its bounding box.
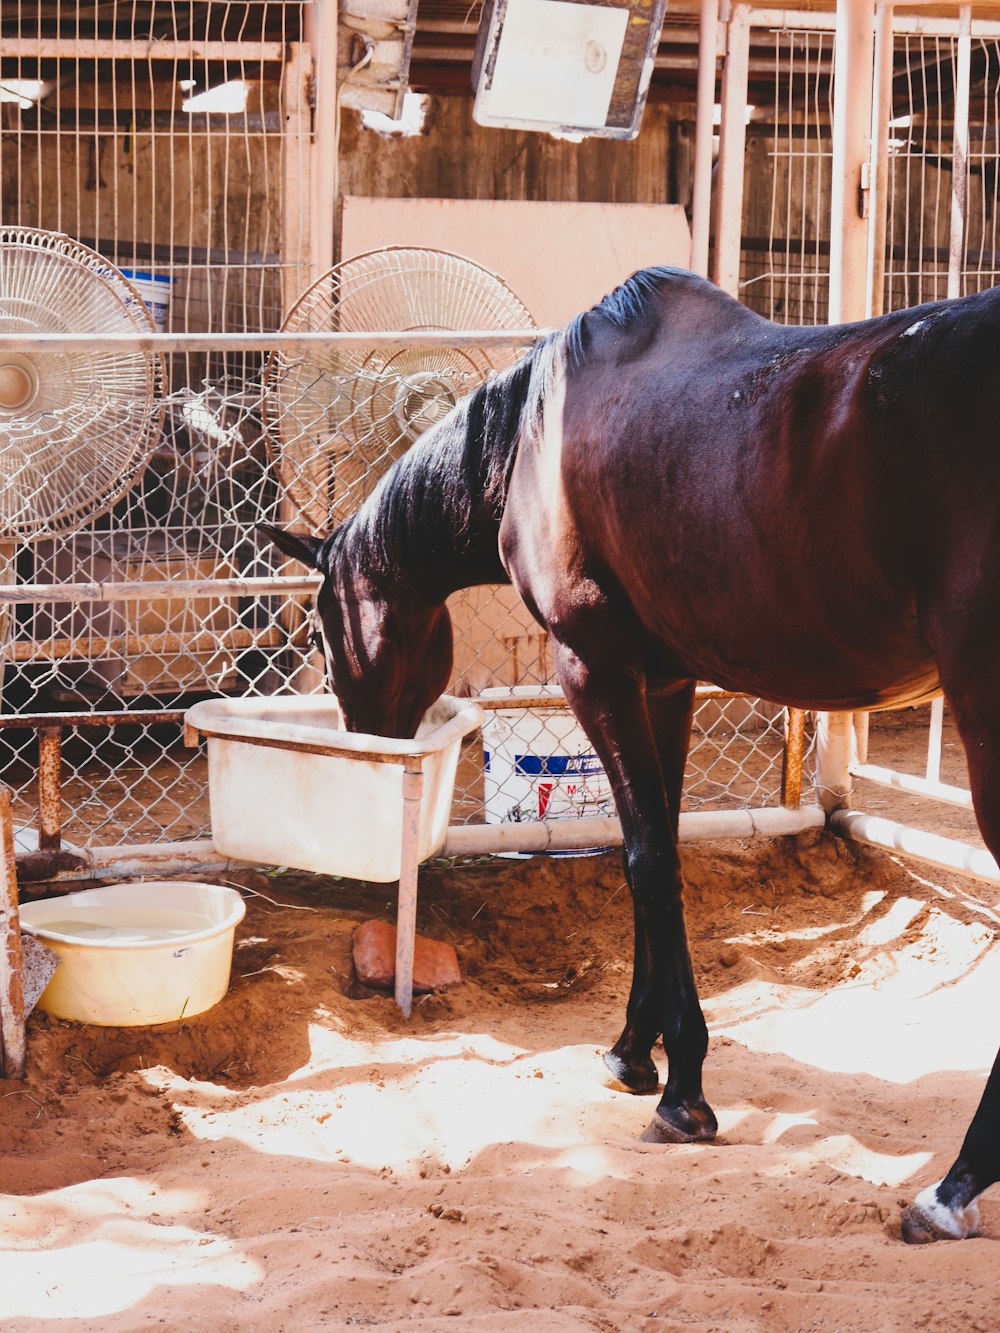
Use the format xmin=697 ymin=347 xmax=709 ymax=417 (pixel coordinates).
xmin=259 ymin=523 xmax=453 ymax=740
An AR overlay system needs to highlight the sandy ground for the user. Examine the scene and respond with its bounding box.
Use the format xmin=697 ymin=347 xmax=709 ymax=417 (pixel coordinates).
xmin=3 ymin=712 xmax=1000 ymax=1331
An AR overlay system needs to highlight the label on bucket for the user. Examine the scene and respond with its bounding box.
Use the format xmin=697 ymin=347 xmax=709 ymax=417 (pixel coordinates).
xmin=482 ymin=707 xmax=613 ymax=853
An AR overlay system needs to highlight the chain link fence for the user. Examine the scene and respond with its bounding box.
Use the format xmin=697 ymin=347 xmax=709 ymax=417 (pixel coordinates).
xmin=0 ymin=334 xmax=814 ymax=863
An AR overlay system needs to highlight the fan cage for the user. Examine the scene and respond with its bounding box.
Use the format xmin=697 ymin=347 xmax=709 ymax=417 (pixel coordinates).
xmin=265 ymin=248 xmax=539 ymax=533
xmin=0 ymin=227 xmax=166 ymax=540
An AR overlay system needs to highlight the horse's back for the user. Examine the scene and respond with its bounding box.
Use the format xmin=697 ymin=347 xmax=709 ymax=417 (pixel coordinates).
xmin=503 ymin=275 xmax=1000 ymax=710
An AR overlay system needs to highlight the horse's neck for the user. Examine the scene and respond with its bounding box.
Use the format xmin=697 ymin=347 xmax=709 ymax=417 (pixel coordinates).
xmin=355 ymin=409 xmax=512 ymax=602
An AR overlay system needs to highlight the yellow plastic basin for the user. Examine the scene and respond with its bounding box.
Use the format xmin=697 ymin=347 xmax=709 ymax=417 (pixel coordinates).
xmin=20 ymin=881 xmax=246 ymax=1026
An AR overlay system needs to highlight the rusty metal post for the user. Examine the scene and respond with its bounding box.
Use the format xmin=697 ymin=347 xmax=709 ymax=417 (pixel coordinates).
xmin=37 ymin=726 xmax=63 ymax=852
xmin=781 ymin=707 xmax=806 ymax=808
xmin=394 ymin=758 xmax=424 ymax=1019
xmin=0 ymin=787 xmax=26 ymax=1079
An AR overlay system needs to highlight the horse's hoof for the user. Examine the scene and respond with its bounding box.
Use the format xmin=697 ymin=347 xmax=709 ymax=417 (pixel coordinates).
xmin=639 ymin=1100 xmax=718 ymax=1145
xmin=603 ymin=1049 xmax=659 ymax=1095
xmin=901 ymin=1203 xmax=956 ymax=1244
xmin=901 ymin=1190 xmax=982 ymax=1244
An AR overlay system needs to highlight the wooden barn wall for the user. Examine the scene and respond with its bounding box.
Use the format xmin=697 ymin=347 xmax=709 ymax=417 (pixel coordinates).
xmin=0 ymin=75 xmax=292 ymax=335
xmin=337 ymin=97 xmax=696 ymax=208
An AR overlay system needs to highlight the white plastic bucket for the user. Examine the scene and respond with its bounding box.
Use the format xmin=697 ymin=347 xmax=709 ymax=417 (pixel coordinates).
xmin=481 ymin=685 xmax=613 ymax=855
xmin=20 ymin=881 xmax=245 ymax=1026
xmin=120 ymin=268 xmax=172 ymax=331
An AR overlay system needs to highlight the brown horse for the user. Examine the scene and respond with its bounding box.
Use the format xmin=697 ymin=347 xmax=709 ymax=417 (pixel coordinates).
xmin=262 ymin=266 xmax=1000 ymax=1243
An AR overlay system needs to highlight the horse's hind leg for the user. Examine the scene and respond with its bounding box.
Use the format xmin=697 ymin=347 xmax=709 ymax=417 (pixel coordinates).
xmin=604 ymin=681 xmax=696 ymax=1095
xmin=554 ymin=640 xmax=715 ymax=1142
xmin=901 ymin=636 xmax=1000 ymax=1240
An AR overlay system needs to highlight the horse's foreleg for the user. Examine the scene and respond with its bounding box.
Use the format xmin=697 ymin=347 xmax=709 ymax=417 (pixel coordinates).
xmin=554 ymin=644 xmax=715 ymax=1143
xmin=604 ymin=682 xmax=697 ymax=1096
xmin=901 ymin=1052 xmax=996 ymax=1243
xmin=901 ymin=647 xmax=1000 ymax=1241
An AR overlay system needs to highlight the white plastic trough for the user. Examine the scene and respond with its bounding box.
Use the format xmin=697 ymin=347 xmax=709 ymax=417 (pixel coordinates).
xmin=184 ymin=693 xmax=485 ymax=1016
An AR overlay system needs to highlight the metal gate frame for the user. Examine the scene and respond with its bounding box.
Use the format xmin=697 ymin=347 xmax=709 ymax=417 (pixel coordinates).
xmin=710 ymin=0 xmax=1000 ymax=885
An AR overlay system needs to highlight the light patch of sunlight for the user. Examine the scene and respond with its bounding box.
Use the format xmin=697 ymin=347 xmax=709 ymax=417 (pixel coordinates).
xmin=762 ymin=1110 xmax=819 ymax=1145
xmin=706 ymin=952 xmax=1000 ymax=1082
xmin=548 ymin=1144 xmax=633 ymax=1181
xmin=0 ymin=1180 xmax=260 ymax=1319
xmin=183 ymin=79 xmax=249 ymax=114
xmin=361 ymin=92 xmax=432 ymax=136
xmin=805 ymin=1136 xmax=932 ymax=1188
xmin=168 ymin=1028 xmax=610 ymax=1175
xmin=724 ymin=890 xmax=887 ymax=947
xmin=889 ymin=854 xmax=1000 ymax=928
xmin=854 ymin=896 xmax=926 ymax=949
xmin=0 ymin=1179 xmax=200 ymax=1242
xmin=0 ymin=79 xmax=47 ymax=108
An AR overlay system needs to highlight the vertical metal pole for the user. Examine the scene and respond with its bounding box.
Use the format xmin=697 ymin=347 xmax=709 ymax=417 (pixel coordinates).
xmin=948 ymin=5 xmax=972 ymax=300
xmin=0 ymin=788 xmax=26 ymax=1080
xmin=690 ymin=0 xmax=720 ymax=277
xmin=926 ymin=695 xmax=945 ymax=783
xmin=394 ymin=758 xmax=424 ymax=1018
xmin=866 ymin=1 xmax=894 ymax=319
xmin=308 ymin=0 xmax=340 ymax=282
xmin=37 ymin=726 xmax=63 ymax=852
xmin=280 ymin=41 xmax=314 ymax=321
xmin=822 ymin=0 xmax=875 ymax=800
xmin=712 ymin=3 xmax=751 ymax=297
xmin=829 ymin=0 xmax=876 ymax=325
xmin=781 ymin=707 xmax=805 ymax=809
xmin=816 ymin=710 xmax=854 ymax=814
xmin=857 ymin=2 xmax=892 ymax=762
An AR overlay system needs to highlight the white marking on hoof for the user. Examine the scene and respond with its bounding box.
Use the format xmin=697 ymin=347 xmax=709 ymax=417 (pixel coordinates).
xmin=907 ymin=1182 xmax=982 ymax=1241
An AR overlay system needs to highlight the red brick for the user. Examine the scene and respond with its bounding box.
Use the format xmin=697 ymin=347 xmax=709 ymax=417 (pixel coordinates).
xmin=352 ymin=919 xmax=461 ymax=993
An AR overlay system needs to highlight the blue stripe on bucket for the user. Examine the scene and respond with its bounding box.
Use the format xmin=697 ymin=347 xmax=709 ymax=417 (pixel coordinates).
xmin=483 ymin=752 xmax=603 ymax=777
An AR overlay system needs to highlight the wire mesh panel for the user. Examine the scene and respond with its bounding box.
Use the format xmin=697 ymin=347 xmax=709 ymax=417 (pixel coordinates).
xmin=740 ymin=25 xmax=834 ymax=324
xmin=873 ymin=25 xmax=1000 ymax=307
xmin=965 ymin=37 xmax=1000 ymax=292
xmin=0 ymin=1 xmax=311 ymax=375
xmin=883 ymin=32 xmax=961 ymax=309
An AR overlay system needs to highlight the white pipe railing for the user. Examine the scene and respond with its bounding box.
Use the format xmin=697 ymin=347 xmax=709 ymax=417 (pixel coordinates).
xmin=0 ymin=330 xmax=546 ymax=354
xmin=31 ymin=804 xmax=828 ymax=882
xmin=831 ymin=809 xmax=1000 ymax=884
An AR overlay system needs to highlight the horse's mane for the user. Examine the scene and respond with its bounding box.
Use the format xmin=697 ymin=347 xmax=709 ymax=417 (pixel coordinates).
xmin=340 ymin=266 xmax=687 ymax=587
xmin=564 ymin=265 xmax=692 ymax=366
xmin=342 ymin=337 xmax=556 ymax=586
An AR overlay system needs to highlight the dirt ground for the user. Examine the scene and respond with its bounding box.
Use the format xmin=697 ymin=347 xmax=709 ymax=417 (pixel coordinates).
xmin=3 ymin=711 xmax=1000 ymax=1331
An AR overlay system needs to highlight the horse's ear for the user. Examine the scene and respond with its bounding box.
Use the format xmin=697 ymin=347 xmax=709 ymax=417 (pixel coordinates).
xmin=257 ymin=522 xmax=323 ymax=569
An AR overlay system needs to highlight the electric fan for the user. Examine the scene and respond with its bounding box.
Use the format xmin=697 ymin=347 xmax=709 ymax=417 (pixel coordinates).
xmin=265 ymin=247 xmax=536 ymax=531
xmin=0 ymin=227 xmax=165 ymax=540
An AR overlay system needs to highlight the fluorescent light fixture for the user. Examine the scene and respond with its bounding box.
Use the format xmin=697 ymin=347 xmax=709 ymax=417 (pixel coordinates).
xmin=473 ymin=0 xmax=668 ymax=141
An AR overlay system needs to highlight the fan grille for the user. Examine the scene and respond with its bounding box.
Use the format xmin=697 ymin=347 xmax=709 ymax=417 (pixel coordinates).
xmin=0 ymin=227 xmax=165 ymax=540
xmin=267 ymin=247 xmax=536 ymax=532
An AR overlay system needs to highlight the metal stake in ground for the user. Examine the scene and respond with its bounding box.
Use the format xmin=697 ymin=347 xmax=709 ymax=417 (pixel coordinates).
xmin=0 ymin=786 xmax=26 ymax=1079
